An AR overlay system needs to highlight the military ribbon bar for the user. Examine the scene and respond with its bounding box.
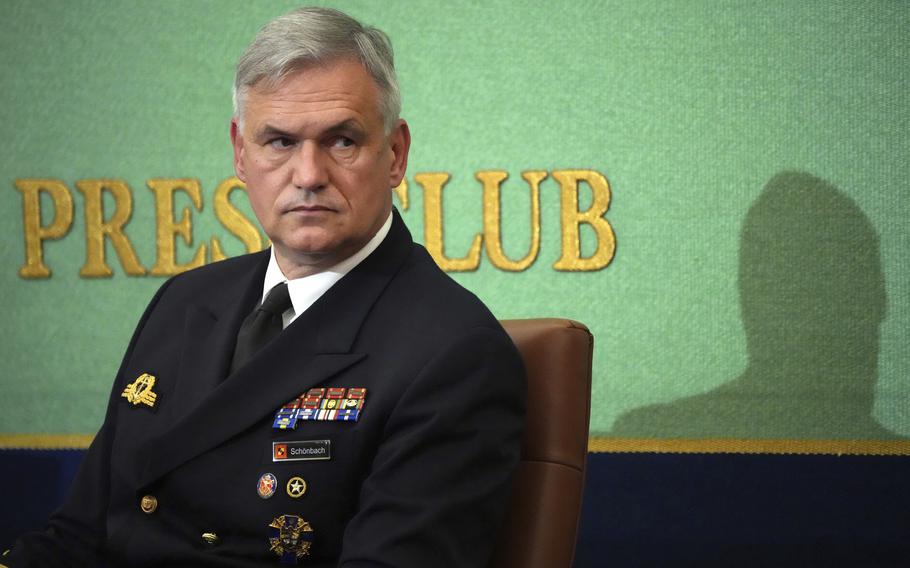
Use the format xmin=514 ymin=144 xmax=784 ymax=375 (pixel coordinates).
xmin=271 ymin=388 xmax=367 ymax=429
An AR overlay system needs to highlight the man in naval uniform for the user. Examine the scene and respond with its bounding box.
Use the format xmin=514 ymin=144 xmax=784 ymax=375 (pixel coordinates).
xmin=3 ymin=7 xmax=525 ymax=567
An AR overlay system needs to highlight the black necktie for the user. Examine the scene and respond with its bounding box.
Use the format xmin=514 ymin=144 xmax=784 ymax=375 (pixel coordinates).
xmin=230 ymin=282 xmax=292 ymax=372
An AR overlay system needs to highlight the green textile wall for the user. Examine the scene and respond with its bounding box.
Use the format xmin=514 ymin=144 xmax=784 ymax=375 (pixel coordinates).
xmin=1 ymin=1 xmax=908 ymax=441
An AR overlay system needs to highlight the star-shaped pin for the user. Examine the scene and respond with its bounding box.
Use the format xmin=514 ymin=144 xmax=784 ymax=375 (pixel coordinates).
xmin=287 ymin=476 xmax=307 ymax=498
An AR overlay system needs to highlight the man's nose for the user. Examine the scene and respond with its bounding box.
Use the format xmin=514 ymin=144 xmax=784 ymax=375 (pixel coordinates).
xmin=290 ymin=141 xmax=329 ymax=191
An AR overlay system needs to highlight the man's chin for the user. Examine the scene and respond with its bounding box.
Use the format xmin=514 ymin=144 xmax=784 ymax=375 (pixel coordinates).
xmin=275 ymin=238 xmax=336 ymax=258
xmin=273 ymin=225 xmax=333 ymax=248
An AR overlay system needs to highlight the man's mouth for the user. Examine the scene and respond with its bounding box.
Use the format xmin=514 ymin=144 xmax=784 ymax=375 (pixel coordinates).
xmin=286 ymin=204 xmax=334 ymax=213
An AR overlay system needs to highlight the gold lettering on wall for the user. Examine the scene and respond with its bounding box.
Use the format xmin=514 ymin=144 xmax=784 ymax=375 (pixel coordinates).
xmin=147 ymin=178 xmax=207 ymax=276
xmin=15 ymin=179 xmax=74 ymax=278
xmin=392 ymin=179 xmax=409 ymax=211
xmin=210 ymin=176 xmax=264 ymax=262
xmin=552 ymin=169 xmax=616 ymax=271
xmin=76 ymin=179 xmax=146 ymax=277
xmin=415 ymin=172 xmax=483 ymax=272
xmin=12 ymin=170 xmax=617 ymax=277
xmin=479 ymin=170 xmax=544 ymax=271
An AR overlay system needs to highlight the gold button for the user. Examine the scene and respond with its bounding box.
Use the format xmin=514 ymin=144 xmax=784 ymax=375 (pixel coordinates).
xmin=201 ymin=532 xmax=219 ymax=546
xmin=140 ymin=495 xmax=158 ymax=514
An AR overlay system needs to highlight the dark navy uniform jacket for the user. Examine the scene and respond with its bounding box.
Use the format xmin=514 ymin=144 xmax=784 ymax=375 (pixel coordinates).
xmin=6 ymin=210 xmax=525 ymax=567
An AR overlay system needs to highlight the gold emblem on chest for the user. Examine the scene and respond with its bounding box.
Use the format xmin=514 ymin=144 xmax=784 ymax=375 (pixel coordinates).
xmin=121 ymin=373 xmax=159 ymax=408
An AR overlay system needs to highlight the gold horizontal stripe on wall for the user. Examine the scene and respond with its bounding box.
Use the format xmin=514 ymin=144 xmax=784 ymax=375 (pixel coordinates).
xmin=4 ymin=434 xmax=910 ymax=456
xmin=0 ymin=434 xmax=94 ymax=449
xmin=588 ymin=437 xmax=910 ymax=456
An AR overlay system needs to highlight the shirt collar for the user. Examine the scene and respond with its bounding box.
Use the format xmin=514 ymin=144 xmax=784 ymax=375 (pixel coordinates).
xmin=261 ymin=211 xmax=393 ymax=326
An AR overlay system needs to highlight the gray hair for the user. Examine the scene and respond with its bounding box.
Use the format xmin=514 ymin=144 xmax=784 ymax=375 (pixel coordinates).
xmin=232 ymin=7 xmax=401 ymax=131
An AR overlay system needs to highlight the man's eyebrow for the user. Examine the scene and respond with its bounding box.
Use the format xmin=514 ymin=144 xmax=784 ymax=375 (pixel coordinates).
xmin=323 ymin=119 xmax=365 ymax=136
xmin=256 ymin=124 xmax=296 ymax=140
xmin=255 ymin=119 xmax=365 ymax=140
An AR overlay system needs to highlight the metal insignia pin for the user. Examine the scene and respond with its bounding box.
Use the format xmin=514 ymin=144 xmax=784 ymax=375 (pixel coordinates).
xmin=257 ymin=473 xmax=278 ymax=499
xmin=269 ymin=514 xmax=314 ymax=564
xmin=286 ymin=476 xmax=307 ymax=499
xmin=121 ymin=373 xmax=159 ymax=408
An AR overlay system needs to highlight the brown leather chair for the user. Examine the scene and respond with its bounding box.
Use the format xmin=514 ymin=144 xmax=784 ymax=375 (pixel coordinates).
xmin=489 ymin=319 xmax=594 ymax=568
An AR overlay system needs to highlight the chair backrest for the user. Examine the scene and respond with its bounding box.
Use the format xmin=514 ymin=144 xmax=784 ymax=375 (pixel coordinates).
xmin=489 ymin=319 xmax=593 ymax=568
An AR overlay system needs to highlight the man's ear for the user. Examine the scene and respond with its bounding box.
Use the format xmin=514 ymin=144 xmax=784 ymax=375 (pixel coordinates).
xmin=388 ymin=119 xmax=411 ymax=188
xmin=230 ymin=118 xmax=247 ymax=182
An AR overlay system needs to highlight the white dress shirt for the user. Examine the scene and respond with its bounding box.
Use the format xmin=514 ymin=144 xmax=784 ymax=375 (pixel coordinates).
xmin=260 ymin=212 xmax=393 ymax=329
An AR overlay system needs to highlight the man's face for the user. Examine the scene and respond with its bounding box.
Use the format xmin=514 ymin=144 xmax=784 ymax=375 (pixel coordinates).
xmin=231 ymin=59 xmax=410 ymax=277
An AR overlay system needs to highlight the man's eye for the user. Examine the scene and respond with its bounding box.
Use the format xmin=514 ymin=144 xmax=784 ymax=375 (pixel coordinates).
xmin=331 ymin=137 xmax=355 ymax=149
xmin=268 ymin=137 xmax=295 ymax=149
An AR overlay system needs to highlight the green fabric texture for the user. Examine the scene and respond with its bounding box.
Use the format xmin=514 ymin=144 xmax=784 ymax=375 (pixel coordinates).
xmin=1 ymin=1 xmax=908 ymax=440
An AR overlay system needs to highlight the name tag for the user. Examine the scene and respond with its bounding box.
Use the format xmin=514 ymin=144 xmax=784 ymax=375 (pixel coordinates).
xmin=272 ymin=439 xmax=332 ymax=462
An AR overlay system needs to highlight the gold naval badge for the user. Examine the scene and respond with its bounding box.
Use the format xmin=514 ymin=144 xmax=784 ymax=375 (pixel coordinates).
xmin=269 ymin=515 xmax=314 ymax=563
xmin=121 ymin=373 xmax=158 ymax=408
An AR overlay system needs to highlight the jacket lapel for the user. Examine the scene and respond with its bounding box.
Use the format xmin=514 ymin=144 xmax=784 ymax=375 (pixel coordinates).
xmin=166 ymin=253 xmax=268 ymax=424
xmin=134 ymin=210 xmax=414 ymax=488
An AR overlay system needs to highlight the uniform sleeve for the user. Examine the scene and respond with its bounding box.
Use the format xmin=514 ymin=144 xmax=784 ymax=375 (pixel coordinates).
xmin=338 ymin=326 xmax=526 ymax=568
xmin=3 ymin=278 xmax=174 ymax=568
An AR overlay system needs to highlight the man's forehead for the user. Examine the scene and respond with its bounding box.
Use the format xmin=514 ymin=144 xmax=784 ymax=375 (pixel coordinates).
xmin=249 ymin=58 xmax=374 ymax=101
xmin=242 ymin=59 xmax=380 ymax=130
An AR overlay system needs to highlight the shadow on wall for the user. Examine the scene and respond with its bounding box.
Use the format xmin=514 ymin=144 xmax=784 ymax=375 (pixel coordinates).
xmin=611 ymin=171 xmax=899 ymax=439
